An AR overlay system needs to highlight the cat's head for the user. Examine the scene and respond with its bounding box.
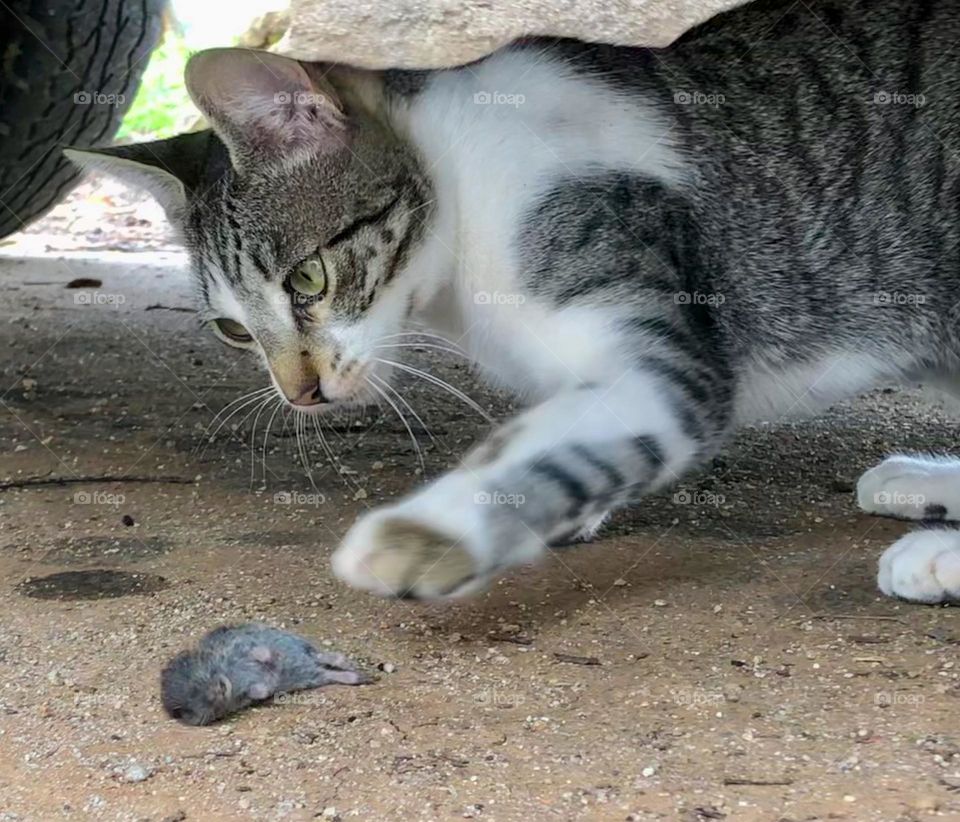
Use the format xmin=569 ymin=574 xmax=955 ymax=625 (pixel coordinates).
xmin=67 ymin=49 xmax=435 ymax=411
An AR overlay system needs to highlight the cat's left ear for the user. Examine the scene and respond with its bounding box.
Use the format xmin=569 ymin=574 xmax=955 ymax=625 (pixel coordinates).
xmin=185 ymin=48 xmax=347 ymax=172
xmin=64 ymin=130 xmax=224 ymax=223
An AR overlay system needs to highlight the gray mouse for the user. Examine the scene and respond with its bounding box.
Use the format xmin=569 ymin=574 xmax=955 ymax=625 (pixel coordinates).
xmin=161 ymin=623 xmax=371 ymax=725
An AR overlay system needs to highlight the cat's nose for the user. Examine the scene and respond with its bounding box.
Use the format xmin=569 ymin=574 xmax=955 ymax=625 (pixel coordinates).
xmin=288 ymin=380 xmax=330 ymax=406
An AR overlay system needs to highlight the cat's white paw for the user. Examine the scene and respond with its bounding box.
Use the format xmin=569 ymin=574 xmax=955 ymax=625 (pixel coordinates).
xmin=878 ymin=529 xmax=960 ymax=603
xmin=857 ymin=455 xmax=957 ymax=520
xmin=331 ymin=475 xmax=543 ymax=599
xmin=333 ymin=507 xmax=486 ymax=599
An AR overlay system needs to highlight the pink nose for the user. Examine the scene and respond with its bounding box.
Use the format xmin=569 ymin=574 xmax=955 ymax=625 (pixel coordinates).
xmin=288 ymin=380 xmax=329 ymax=406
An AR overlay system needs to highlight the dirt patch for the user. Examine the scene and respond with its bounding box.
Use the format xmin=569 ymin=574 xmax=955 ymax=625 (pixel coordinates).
xmin=16 ymin=569 xmax=171 ymax=601
xmin=24 ymin=536 xmax=175 ymax=566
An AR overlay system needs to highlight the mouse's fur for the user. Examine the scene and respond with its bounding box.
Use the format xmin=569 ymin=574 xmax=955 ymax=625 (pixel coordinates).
xmin=161 ymin=623 xmax=370 ymax=725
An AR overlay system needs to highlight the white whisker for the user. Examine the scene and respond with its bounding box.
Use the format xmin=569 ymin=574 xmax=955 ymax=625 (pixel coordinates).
xmin=374 ymin=357 xmax=494 ymax=423
xmin=247 ymin=395 xmax=276 ymax=487
xmin=365 ymin=375 xmax=426 ymax=473
xmin=310 ymin=414 xmax=351 ymax=489
xmin=259 ymin=400 xmax=284 ymax=487
xmin=370 ymin=372 xmax=443 ymax=455
xmin=198 ymin=386 xmax=274 ymax=455
xmin=374 ymin=342 xmax=472 ymax=360
xmin=295 ymin=411 xmax=321 ymax=492
xmin=377 ymin=330 xmax=468 ymax=354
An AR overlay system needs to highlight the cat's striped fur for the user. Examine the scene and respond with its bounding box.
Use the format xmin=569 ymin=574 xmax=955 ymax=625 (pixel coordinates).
xmin=69 ymin=0 xmax=960 ymax=602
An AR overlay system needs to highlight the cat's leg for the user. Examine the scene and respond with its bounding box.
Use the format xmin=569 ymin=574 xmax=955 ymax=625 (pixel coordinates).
xmin=333 ymin=369 xmax=728 ymax=598
xmin=857 ymin=454 xmax=960 ymax=520
xmin=877 ymin=529 xmax=960 ymax=603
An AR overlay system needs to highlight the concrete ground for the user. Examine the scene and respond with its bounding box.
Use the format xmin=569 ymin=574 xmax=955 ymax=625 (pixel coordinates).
xmin=1 ymin=235 xmax=959 ymax=821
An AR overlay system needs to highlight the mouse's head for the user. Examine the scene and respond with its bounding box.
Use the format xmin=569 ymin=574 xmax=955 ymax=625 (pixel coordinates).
xmin=161 ymin=650 xmax=233 ymax=725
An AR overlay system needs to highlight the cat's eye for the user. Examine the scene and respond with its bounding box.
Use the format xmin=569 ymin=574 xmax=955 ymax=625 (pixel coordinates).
xmin=212 ymin=317 xmax=253 ymax=347
xmin=289 ymin=256 xmax=327 ymax=298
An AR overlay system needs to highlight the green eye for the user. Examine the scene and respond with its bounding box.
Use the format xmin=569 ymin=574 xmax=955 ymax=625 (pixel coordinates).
xmin=212 ymin=317 xmax=253 ymax=346
xmin=290 ymin=256 xmax=328 ymax=297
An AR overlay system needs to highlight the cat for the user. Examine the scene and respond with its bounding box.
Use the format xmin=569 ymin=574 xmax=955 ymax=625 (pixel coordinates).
xmin=67 ymin=0 xmax=960 ymax=603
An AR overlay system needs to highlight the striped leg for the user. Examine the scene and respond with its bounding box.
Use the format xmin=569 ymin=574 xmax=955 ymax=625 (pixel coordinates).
xmin=332 ymin=368 xmax=728 ymax=599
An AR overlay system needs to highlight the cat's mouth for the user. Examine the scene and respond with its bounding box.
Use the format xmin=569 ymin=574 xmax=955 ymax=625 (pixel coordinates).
xmin=278 ymin=388 xmax=347 ymax=415
xmin=268 ymin=357 xmax=383 ymax=416
xmin=272 ymin=377 xmax=379 ymax=415
xmin=270 ymin=367 xmax=370 ymax=413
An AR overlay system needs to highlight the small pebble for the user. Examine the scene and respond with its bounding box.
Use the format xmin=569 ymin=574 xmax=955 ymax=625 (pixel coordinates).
xmin=122 ymin=763 xmax=152 ymax=783
xmin=910 ymin=796 xmax=940 ymax=812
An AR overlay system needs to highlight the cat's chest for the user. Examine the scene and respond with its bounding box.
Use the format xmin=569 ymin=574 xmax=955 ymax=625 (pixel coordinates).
xmin=458 ymin=296 xmax=627 ymax=398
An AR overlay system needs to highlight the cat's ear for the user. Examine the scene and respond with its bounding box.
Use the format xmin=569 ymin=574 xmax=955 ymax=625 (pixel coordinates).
xmin=185 ymin=48 xmax=347 ymax=171
xmin=64 ymin=130 xmax=222 ymax=222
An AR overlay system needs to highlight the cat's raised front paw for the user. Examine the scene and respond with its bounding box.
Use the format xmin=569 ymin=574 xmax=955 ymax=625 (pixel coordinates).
xmin=333 ymin=509 xmax=485 ymax=599
xmin=878 ymin=529 xmax=960 ymax=603
xmin=857 ymin=455 xmax=956 ymax=520
xmin=332 ymin=477 xmax=546 ymax=599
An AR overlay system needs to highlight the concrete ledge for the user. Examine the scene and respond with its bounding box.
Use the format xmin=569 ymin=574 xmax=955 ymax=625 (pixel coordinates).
xmin=280 ymin=0 xmax=747 ymax=69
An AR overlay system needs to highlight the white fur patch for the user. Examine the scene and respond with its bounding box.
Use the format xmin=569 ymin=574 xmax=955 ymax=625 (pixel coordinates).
xmin=858 ymin=454 xmax=960 ymax=519
xmin=390 ymin=49 xmax=687 ymax=397
xmin=734 ymin=352 xmax=912 ymax=423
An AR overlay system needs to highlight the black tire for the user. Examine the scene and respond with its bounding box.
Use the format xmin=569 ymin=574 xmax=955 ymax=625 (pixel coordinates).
xmin=0 ymin=0 xmax=167 ymax=239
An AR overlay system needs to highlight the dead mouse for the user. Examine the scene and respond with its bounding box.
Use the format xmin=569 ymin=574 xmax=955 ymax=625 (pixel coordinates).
xmin=161 ymin=623 xmax=371 ymax=725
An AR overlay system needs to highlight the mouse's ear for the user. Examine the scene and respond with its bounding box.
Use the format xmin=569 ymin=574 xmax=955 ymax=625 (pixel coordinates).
xmin=215 ymin=674 xmax=233 ymax=700
xmin=250 ymin=644 xmax=274 ymax=665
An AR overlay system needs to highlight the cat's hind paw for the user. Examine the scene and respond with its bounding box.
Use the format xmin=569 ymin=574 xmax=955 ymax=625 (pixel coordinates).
xmin=857 ymin=455 xmax=959 ymax=521
xmin=878 ymin=529 xmax=960 ymax=603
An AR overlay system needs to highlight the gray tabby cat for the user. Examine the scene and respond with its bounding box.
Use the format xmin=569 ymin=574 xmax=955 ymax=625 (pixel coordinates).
xmin=68 ymin=0 xmax=960 ymax=603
